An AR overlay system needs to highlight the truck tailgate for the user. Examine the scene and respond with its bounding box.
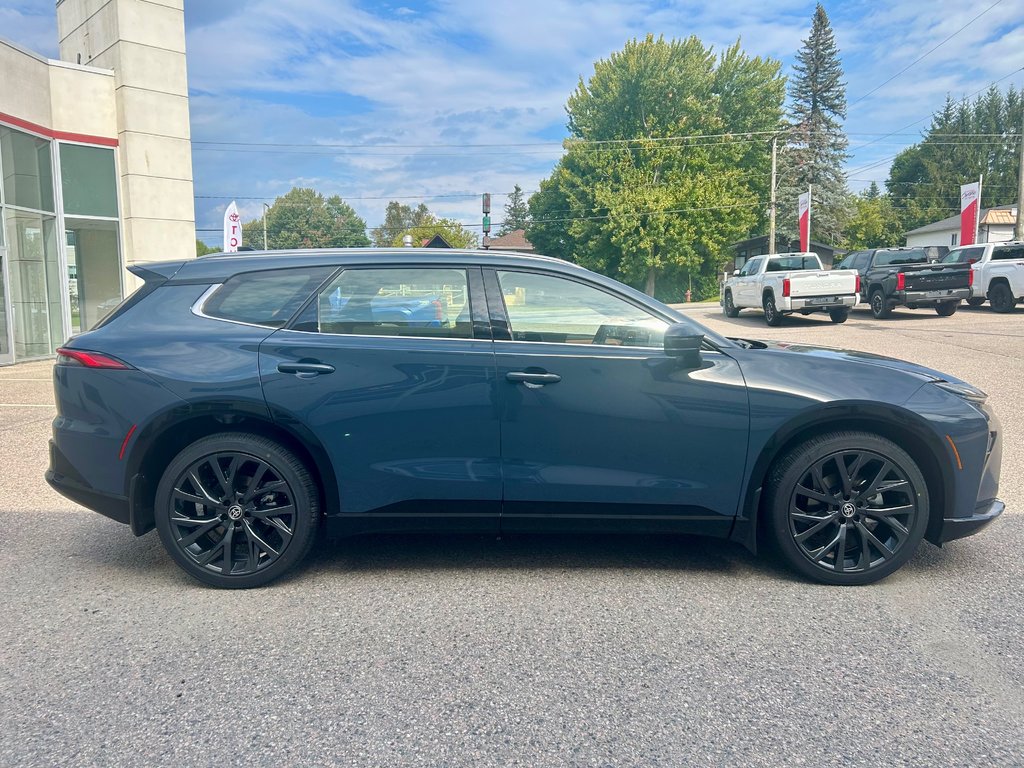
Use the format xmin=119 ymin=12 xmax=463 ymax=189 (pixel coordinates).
xmin=902 ymin=265 xmax=970 ymax=291
xmin=788 ymin=271 xmax=857 ymax=297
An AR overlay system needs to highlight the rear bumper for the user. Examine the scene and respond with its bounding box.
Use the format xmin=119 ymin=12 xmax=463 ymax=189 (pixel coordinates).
xmin=935 ymin=499 xmax=1004 ymax=544
xmin=786 ymin=295 xmax=858 ymax=310
xmin=45 ymin=439 xmax=130 ymax=525
xmin=897 ymin=288 xmax=970 ymax=304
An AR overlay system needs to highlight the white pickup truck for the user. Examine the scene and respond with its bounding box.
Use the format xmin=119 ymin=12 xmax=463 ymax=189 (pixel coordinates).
xmin=722 ymin=252 xmax=860 ymax=326
xmin=942 ymin=241 xmax=1024 ymax=313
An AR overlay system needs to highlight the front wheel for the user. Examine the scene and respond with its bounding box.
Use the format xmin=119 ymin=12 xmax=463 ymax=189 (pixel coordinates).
xmin=828 ymin=308 xmax=849 ymax=324
xmin=934 ymin=300 xmax=959 ymax=317
xmin=870 ymin=290 xmax=892 ymax=319
xmin=766 ymin=432 xmax=929 ymax=585
xmin=762 ymin=294 xmax=783 ymax=326
xmin=723 ymin=291 xmax=740 ymax=318
xmin=989 ymin=282 xmax=1015 ymax=313
xmin=155 ymin=433 xmax=319 ymax=588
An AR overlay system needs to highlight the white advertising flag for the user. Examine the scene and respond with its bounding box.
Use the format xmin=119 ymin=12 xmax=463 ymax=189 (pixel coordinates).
xmin=223 ymin=201 xmax=242 ymax=252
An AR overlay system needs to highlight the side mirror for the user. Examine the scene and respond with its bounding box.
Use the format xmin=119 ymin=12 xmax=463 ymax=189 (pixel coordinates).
xmin=664 ymin=324 xmax=704 ymax=368
xmin=732 ymin=269 xmax=740 ymax=276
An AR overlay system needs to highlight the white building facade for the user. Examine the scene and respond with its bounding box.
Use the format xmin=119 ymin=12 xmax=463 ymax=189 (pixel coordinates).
xmin=904 ymin=204 xmax=1019 ymax=248
xmin=0 ymin=0 xmax=195 ymax=365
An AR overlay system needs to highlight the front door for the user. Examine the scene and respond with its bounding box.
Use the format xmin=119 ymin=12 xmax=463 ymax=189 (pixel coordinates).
xmin=485 ymin=268 xmax=750 ymax=535
xmin=259 ymin=265 xmax=501 ymax=533
xmin=0 ymin=248 xmax=13 ymax=365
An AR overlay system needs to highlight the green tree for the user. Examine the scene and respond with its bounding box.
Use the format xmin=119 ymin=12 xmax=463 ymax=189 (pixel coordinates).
xmin=527 ymin=34 xmax=784 ymax=298
xmin=242 ymin=188 xmax=370 ymax=249
xmin=779 ymin=4 xmax=850 ymax=245
xmin=392 ymin=213 xmax=479 ymax=248
xmin=196 ymin=239 xmax=218 ymax=256
xmin=843 ymin=183 xmax=903 ymax=249
xmin=373 ymin=201 xmax=431 ymax=246
xmin=498 ymin=184 xmax=530 ymax=235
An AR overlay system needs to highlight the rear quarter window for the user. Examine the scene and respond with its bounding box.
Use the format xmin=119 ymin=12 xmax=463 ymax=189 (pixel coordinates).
xmin=201 ymin=267 xmax=335 ymax=328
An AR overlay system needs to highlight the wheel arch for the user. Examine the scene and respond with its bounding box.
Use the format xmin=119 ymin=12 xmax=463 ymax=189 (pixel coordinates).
xmin=125 ymin=404 xmax=339 ymax=536
xmin=729 ymin=403 xmax=954 ymax=553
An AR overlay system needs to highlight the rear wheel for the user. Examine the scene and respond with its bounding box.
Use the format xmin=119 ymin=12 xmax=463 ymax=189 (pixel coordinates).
xmin=870 ymin=289 xmax=892 ymax=319
xmin=828 ymin=308 xmax=849 ymax=324
xmin=763 ymin=294 xmax=783 ymax=326
xmin=966 ymin=297 xmax=986 ymax=308
xmin=766 ymin=432 xmax=929 ymax=585
xmin=155 ymin=433 xmax=319 ymax=588
xmin=723 ymin=291 xmax=740 ymax=318
xmin=934 ymin=300 xmax=959 ymax=317
xmin=989 ymin=282 xmax=1015 ymax=313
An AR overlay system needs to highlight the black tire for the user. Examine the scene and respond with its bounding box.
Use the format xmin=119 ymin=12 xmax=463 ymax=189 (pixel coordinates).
xmin=870 ymin=289 xmax=892 ymax=319
xmin=723 ymin=291 xmax=740 ymax=318
xmin=765 ymin=431 xmax=929 ymax=586
xmin=966 ymin=297 xmax=986 ymax=308
xmin=762 ymin=293 xmax=783 ymax=326
xmin=155 ymin=433 xmax=319 ymax=588
xmin=934 ymin=300 xmax=959 ymax=317
xmin=989 ymin=281 xmax=1015 ymax=313
xmin=828 ymin=308 xmax=850 ymax=324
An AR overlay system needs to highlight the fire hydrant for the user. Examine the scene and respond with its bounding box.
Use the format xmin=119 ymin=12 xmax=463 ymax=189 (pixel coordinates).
xmin=685 ymin=289 xmax=692 ymax=302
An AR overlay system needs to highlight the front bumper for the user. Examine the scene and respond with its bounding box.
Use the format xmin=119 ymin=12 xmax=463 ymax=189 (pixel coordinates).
xmin=936 ymin=499 xmax=1004 ymax=544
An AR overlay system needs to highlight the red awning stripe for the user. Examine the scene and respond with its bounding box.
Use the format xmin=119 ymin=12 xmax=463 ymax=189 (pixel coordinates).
xmin=0 ymin=110 xmax=118 ymax=147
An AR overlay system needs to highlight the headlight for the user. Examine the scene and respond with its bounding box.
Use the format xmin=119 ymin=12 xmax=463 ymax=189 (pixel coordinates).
xmin=934 ymin=380 xmax=988 ymax=405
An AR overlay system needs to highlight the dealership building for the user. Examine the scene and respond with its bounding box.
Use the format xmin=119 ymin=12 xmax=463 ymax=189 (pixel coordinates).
xmin=0 ymin=0 xmax=195 ymax=365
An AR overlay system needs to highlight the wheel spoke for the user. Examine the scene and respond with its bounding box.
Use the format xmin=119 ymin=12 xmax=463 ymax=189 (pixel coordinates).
xmin=856 ymin=523 xmax=872 ymax=570
xmin=175 ymin=517 xmax=223 ymax=547
xmin=221 ymin=524 xmax=234 ymax=574
xmin=188 ymin=471 xmax=222 ymax=506
xmin=855 ymin=521 xmax=895 ymax=558
xmin=811 ymin=462 xmax=832 ymax=498
xmin=835 ymin=524 xmax=848 ymax=572
xmin=242 ymin=463 xmax=269 ymax=503
xmin=863 ymin=511 xmax=910 ymax=538
xmin=809 ymin=532 xmax=842 ymax=563
xmin=793 ymin=513 xmax=838 ymax=543
xmin=242 ymin=519 xmax=281 ymax=559
xmin=863 ymin=504 xmax=914 ymax=517
xmin=250 ymin=503 xmax=295 ymax=522
xmin=859 ymin=461 xmax=893 ymax=500
xmin=208 ymin=457 xmax=232 ymax=501
xmin=174 ymin=489 xmax=211 ymax=507
xmin=795 ymin=484 xmax=836 ymax=505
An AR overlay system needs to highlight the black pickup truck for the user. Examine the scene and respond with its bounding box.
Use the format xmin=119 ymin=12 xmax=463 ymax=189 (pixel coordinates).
xmin=840 ymin=247 xmax=973 ymax=319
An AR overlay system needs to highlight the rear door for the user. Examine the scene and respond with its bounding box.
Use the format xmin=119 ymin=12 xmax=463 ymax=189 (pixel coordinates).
xmin=258 ymin=265 xmax=501 ymax=532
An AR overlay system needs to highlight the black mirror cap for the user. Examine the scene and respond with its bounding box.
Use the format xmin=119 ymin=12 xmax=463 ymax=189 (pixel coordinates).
xmin=664 ymin=324 xmax=704 ymax=366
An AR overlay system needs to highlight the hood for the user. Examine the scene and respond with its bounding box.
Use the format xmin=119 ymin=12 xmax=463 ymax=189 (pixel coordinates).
xmin=740 ymin=339 xmax=968 ymax=385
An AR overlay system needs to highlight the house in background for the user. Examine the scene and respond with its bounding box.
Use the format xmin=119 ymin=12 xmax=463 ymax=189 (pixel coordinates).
xmin=484 ymin=229 xmax=535 ymax=252
xmin=729 ymin=235 xmax=846 ymax=270
xmin=905 ymin=204 xmax=1019 ymax=247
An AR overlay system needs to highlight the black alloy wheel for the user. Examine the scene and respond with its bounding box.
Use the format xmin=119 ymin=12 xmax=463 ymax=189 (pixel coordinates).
xmin=989 ymin=282 xmax=1015 ymax=313
xmin=870 ymin=289 xmax=892 ymax=319
xmin=155 ymin=433 xmax=318 ymax=588
xmin=934 ymin=300 xmax=959 ymax=317
xmin=828 ymin=308 xmax=849 ymax=324
xmin=763 ymin=294 xmax=782 ymax=326
xmin=966 ymin=297 xmax=986 ymax=308
xmin=767 ymin=432 xmax=928 ymax=585
xmin=724 ymin=291 xmax=740 ymax=318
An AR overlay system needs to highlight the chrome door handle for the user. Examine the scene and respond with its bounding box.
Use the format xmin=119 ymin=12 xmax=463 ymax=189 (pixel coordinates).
xmin=277 ymin=362 xmax=335 ymax=376
xmin=506 ymin=371 xmax=561 ymax=387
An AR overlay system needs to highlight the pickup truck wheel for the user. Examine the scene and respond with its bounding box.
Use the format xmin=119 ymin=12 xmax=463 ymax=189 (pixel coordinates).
xmin=762 ymin=294 xmax=783 ymax=326
xmin=966 ymin=297 xmax=986 ymax=308
xmin=989 ymin=282 xmax=1015 ymax=313
xmin=723 ymin=291 xmax=740 ymax=318
xmin=870 ymin=290 xmax=892 ymax=319
xmin=766 ymin=432 xmax=929 ymax=586
xmin=828 ymin=308 xmax=849 ymax=324
xmin=934 ymin=300 xmax=959 ymax=317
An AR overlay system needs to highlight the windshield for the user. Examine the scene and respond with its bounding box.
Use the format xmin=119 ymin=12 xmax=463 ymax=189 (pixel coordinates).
xmin=874 ymin=249 xmax=927 ymax=266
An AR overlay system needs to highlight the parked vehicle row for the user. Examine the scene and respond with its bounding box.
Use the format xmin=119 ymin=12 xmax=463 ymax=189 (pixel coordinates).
xmin=842 ymin=247 xmax=972 ymax=319
xmin=940 ymin=241 xmax=1024 ymax=313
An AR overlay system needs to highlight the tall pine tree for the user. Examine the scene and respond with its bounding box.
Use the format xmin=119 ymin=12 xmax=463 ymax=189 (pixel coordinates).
xmin=498 ymin=185 xmax=529 ymax=235
xmin=779 ymin=4 xmax=850 ymax=246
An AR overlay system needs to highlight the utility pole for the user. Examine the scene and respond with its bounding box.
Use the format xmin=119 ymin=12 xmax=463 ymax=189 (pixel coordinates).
xmin=768 ymin=135 xmax=778 ymax=255
xmin=262 ymin=203 xmax=270 ymax=250
xmin=1017 ymin=122 xmax=1024 ymax=240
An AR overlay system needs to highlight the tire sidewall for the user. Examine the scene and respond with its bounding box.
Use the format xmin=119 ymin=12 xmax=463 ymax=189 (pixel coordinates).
xmin=767 ymin=432 xmax=929 ymax=586
xmin=870 ymin=290 xmax=888 ymax=319
xmin=763 ymin=294 xmax=781 ymax=326
xmin=155 ymin=434 xmax=319 ymax=588
xmin=990 ymin=283 xmax=1013 ymax=313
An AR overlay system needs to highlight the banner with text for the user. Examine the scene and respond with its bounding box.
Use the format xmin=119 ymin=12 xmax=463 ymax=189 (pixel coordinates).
xmin=960 ymin=181 xmax=980 ymax=246
xmin=223 ymin=201 xmax=242 ymax=252
xmin=798 ymin=191 xmax=811 ymax=252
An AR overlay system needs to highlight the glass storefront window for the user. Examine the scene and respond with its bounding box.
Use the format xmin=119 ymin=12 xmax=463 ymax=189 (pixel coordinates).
xmin=1 ymin=127 xmax=55 ymax=213
xmin=60 ymin=144 xmax=118 ymax=218
xmin=65 ymin=218 xmax=122 ymax=333
xmin=4 ymin=209 xmax=63 ymax=358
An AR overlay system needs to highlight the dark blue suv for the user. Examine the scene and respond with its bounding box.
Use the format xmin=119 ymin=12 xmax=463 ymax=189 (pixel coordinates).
xmin=46 ymin=249 xmax=1004 ymax=587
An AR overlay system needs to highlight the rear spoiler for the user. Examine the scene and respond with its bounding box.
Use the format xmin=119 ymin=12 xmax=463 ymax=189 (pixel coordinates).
xmin=127 ymin=261 xmax=188 ymax=283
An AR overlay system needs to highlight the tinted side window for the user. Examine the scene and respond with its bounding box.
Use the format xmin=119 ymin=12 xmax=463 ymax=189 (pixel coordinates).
xmin=740 ymin=258 xmax=762 ymax=276
xmin=298 ymin=267 xmax=472 ymax=338
xmin=840 ymin=252 xmax=864 ymax=270
xmin=874 ymin=249 xmax=927 ymax=266
xmin=202 ymin=267 xmax=335 ymax=328
xmin=497 ymin=271 xmax=667 ymax=348
xmin=992 ymin=245 xmax=1024 ymax=261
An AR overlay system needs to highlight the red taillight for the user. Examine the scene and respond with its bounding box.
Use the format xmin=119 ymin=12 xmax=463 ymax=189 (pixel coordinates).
xmin=56 ymin=348 xmax=131 ymax=369
xmin=896 ymin=273 xmax=905 ymax=291
xmin=782 ymin=278 xmax=791 ymax=298
xmin=968 ymin=269 xmax=974 ymax=287
xmin=855 ymin=274 xmax=861 ymax=294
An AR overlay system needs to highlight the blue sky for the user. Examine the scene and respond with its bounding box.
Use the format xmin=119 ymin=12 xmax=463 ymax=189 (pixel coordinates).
xmin=5 ymin=0 xmax=1024 ymax=245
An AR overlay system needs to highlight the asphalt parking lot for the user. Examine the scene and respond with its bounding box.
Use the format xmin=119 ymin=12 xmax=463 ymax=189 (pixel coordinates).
xmin=2 ymin=303 xmax=1023 ymax=767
